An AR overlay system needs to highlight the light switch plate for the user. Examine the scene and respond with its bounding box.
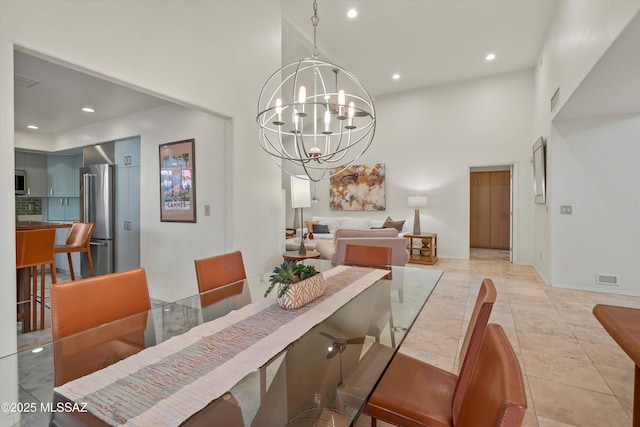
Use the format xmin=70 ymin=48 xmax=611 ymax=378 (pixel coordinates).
xmin=204 ymin=204 xmax=211 ymax=216
xmin=560 ymin=205 xmax=572 ymax=215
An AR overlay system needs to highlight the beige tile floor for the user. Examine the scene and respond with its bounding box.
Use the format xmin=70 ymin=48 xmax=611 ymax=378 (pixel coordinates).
xmin=356 ymin=250 xmax=638 ymax=427
xmin=18 ymin=253 xmax=640 ymax=426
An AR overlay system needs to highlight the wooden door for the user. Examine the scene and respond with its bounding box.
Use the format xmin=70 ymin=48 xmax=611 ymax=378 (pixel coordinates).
xmin=470 ymin=171 xmax=510 ymax=250
xmin=490 ymin=171 xmax=510 ymax=249
xmin=470 ymin=172 xmax=491 ymax=247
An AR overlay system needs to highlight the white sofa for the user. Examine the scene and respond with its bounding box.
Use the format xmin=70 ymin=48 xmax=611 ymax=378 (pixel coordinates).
xmin=288 ymin=215 xmax=409 ymax=264
xmin=315 ymin=227 xmax=410 ymax=265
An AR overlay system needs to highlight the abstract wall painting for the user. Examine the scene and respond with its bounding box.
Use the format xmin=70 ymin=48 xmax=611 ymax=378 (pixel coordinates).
xmin=329 ymin=163 xmax=386 ymax=211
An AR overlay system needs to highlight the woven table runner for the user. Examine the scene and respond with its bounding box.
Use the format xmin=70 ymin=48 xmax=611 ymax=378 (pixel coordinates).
xmin=55 ymin=265 xmax=388 ymax=426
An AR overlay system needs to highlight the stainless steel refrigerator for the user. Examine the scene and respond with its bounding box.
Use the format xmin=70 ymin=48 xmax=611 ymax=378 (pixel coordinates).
xmin=80 ymin=164 xmax=115 ymax=277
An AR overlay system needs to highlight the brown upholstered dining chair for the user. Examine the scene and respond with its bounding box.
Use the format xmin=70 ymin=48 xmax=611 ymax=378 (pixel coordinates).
xmin=16 ymin=229 xmax=57 ymax=332
xmin=344 ymin=244 xmax=392 ymax=269
xmin=457 ymin=323 xmax=527 ymax=426
xmin=194 ymin=250 xmax=247 ymax=308
xmin=364 ymin=278 xmax=498 ymax=427
xmin=50 ymin=268 xmax=152 ymax=386
xmin=343 ymin=244 xmax=394 ymax=346
xmin=54 ymin=222 xmax=95 ymax=280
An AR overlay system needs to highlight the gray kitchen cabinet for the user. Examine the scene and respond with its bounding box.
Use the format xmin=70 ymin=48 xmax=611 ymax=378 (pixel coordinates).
xmin=47 ymin=154 xmax=82 ymax=197
xmin=114 ymin=137 xmax=140 ymax=272
xmin=47 ymin=197 xmax=79 ymax=221
xmin=24 ymin=153 xmax=48 ymax=197
xmin=14 ymin=150 xmax=48 ymax=197
xmin=115 ymin=137 xmax=140 ymax=167
xmin=15 ymin=151 xmax=26 ymax=168
xmin=47 ymin=155 xmax=74 ymax=197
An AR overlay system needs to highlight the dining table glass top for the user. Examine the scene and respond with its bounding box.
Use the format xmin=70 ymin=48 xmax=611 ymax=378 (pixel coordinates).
xmin=5 ymin=260 xmax=442 ymax=427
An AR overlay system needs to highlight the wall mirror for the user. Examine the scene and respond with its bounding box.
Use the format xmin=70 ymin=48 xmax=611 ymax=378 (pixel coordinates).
xmin=532 ymin=136 xmax=546 ymax=204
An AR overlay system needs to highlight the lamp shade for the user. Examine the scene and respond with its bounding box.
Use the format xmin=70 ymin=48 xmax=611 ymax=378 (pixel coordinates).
xmin=291 ymin=175 xmax=312 ymax=208
xmin=408 ymin=196 xmax=427 ymax=208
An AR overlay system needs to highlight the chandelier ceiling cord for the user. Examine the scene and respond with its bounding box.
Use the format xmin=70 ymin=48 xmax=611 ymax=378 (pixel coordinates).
xmin=257 ymin=0 xmax=376 ymax=182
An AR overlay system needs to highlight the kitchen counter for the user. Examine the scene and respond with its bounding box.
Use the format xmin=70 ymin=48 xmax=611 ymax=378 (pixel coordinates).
xmin=16 ymin=221 xmax=73 ymax=231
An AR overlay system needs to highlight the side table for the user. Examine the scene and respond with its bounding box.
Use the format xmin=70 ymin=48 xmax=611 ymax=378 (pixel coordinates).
xmin=404 ymin=233 xmax=438 ymax=265
xmin=282 ymin=250 xmax=321 ymax=262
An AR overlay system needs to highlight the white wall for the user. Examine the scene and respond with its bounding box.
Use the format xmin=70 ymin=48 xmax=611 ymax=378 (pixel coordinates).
xmin=302 ymin=69 xmax=535 ymax=262
xmin=40 ymin=104 xmax=227 ymax=302
xmin=531 ymin=0 xmax=640 ymax=282
xmin=0 ymin=0 xmax=282 ymax=365
xmin=550 ymin=115 xmax=640 ymax=294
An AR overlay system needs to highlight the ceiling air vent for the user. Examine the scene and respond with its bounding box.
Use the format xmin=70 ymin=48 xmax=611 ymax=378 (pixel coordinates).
xmin=550 ymin=87 xmax=560 ymax=112
xmin=596 ymin=273 xmax=619 ymax=286
xmin=14 ymin=74 xmax=40 ymax=88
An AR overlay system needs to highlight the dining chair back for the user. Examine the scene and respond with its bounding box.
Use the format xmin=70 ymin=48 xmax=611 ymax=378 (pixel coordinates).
xmin=455 ymin=323 xmax=527 ymax=427
xmin=51 ymin=268 xmax=152 ymax=386
xmin=451 ymin=278 xmax=497 ymax=421
xmin=54 ymin=222 xmax=95 ymax=280
xmin=194 ymin=251 xmax=247 ymax=308
xmin=344 ymin=244 xmax=392 ymax=268
xmin=16 ymin=228 xmax=57 ymax=332
xmin=364 ymin=278 xmax=497 ymax=427
xmin=51 ymin=267 xmax=150 ymax=339
xmin=344 ymin=244 xmax=394 ymax=347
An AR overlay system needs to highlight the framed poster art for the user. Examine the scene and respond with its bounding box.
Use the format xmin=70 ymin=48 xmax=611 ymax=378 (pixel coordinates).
xmin=159 ymin=139 xmax=196 ymax=222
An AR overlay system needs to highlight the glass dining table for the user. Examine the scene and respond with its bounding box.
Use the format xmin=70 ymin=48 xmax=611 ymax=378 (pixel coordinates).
xmin=5 ymin=260 xmax=442 ymax=427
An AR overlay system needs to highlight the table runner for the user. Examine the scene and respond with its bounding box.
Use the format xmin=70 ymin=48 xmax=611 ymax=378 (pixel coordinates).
xmin=55 ymin=265 xmax=389 ymax=426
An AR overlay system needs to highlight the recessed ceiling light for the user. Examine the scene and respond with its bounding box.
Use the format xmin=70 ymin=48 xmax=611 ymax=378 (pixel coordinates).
xmin=347 ymin=9 xmax=358 ymax=18
xmin=486 ymin=53 xmax=496 ymax=61
xmin=81 ymin=107 xmax=95 ymax=113
xmin=392 ymin=73 xmax=400 ymax=80
xmin=27 ymin=125 xmax=39 ymax=130
xmin=31 ymin=347 xmax=43 ymax=353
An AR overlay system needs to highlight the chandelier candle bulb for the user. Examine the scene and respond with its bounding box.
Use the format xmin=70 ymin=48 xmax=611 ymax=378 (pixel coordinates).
xmin=293 ymin=109 xmax=299 ymax=132
xmin=274 ymin=98 xmax=283 ymax=125
xmin=346 ymin=102 xmax=355 ymax=129
xmin=338 ymin=90 xmax=346 ymax=118
xmin=324 ymin=110 xmax=331 ymax=133
xmin=298 ymin=86 xmax=307 ymax=116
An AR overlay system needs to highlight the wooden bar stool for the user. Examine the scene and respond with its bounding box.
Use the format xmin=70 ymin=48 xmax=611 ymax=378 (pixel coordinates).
xmin=16 ymin=229 xmax=57 ymax=332
xmin=54 ymin=222 xmax=95 ymax=280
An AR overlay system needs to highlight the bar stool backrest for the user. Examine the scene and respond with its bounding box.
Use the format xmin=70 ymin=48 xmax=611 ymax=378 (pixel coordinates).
xmin=16 ymin=229 xmax=56 ymax=268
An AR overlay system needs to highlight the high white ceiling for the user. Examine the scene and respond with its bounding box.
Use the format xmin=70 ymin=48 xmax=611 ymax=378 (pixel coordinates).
xmin=14 ymin=1 xmax=560 ymax=136
xmin=282 ymin=0 xmax=559 ymax=96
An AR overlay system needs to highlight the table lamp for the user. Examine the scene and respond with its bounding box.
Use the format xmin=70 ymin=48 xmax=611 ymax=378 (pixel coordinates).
xmin=408 ymin=195 xmax=428 ymax=235
xmin=291 ymin=175 xmax=312 ymax=254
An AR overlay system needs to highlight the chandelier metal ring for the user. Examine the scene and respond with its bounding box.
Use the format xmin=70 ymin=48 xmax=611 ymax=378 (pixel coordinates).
xmin=256 ymin=2 xmax=376 ymax=182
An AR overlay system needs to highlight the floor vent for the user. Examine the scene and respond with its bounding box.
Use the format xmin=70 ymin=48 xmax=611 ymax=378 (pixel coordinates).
xmin=596 ymin=273 xmax=620 ymax=286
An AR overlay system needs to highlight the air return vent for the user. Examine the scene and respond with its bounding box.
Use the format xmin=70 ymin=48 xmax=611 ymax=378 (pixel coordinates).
xmin=14 ymin=74 xmax=40 ymax=88
xmin=596 ymin=273 xmax=619 ymax=286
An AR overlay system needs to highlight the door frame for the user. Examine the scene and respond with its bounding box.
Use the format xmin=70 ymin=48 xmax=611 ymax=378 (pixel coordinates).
xmin=467 ymin=162 xmax=517 ymax=262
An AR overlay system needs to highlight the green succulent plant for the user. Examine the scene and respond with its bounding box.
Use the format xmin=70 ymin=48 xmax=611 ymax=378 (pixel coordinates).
xmin=265 ymin=260 xmax=319 ymax=298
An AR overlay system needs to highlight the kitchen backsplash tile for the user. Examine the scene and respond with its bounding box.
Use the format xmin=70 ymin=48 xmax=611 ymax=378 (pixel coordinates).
xmin=15 ymin=197 xmax=43 ymax=215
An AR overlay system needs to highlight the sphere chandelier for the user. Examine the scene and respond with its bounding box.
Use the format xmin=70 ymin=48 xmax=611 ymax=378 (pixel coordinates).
xmin=257 ymin=0 xmax=376 ymax=182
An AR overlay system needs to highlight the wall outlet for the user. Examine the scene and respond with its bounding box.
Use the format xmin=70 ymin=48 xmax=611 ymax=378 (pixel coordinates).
xmin=204 ymin=204 xmax=211 ymax=216
xmin=560 ymin=205 xmax=572 ymax=215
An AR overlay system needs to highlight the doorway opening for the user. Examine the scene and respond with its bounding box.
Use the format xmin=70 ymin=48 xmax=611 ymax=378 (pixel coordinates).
xmin=469 ymin=165 xmax=513 ymax=262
